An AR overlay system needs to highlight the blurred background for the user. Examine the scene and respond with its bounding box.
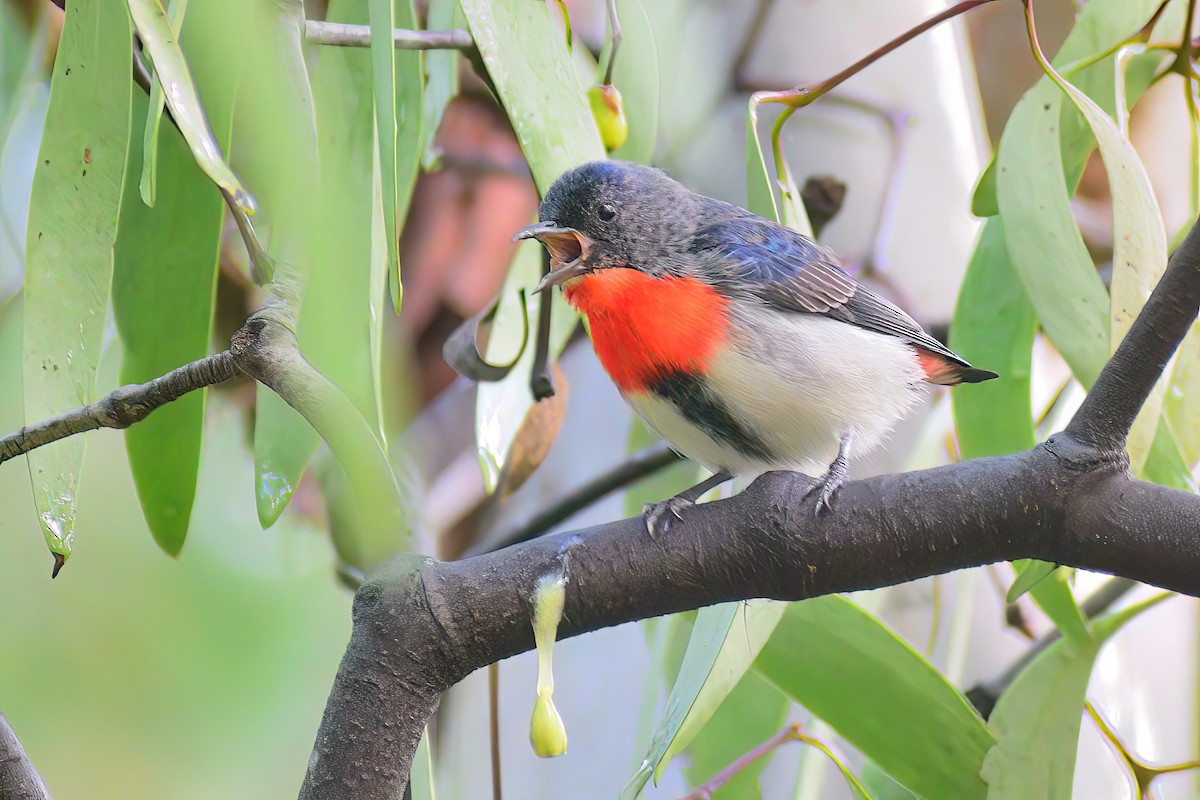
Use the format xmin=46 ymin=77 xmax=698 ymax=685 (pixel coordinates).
xmin=1 ymin=0 xmax=1197 ymax=797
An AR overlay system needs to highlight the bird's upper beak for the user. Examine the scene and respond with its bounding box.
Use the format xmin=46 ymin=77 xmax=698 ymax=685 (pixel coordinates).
xmin=512 ymin=221 xmax=592 ymax=293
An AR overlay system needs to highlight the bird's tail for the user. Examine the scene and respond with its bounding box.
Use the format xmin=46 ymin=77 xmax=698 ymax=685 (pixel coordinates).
xmin=915 ymin=347 xmax=999 ymax=386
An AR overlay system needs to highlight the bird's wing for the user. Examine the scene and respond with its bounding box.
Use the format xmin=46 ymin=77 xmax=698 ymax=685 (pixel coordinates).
xmin=690 ymin=215 xmax=971 ymax=366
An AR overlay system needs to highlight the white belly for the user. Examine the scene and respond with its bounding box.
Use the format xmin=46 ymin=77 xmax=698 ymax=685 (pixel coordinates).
xmin=626 ymin=310 xmax=928 ymax=477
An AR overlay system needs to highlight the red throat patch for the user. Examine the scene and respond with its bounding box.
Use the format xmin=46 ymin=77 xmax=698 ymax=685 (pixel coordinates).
xmin=562 ymin=269 xmax=730 ymax=393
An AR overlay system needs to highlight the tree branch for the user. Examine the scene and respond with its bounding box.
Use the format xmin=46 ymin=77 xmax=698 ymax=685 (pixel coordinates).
xmin=303 ymin=21 xmax=473 ymax=50
xmin=0 ymin=712 xmax=50 ymax=800
xmin=299 ymin=209 xmax=1200 ymax=800
xmin=0 ymin=351 xmax=239 ymax=465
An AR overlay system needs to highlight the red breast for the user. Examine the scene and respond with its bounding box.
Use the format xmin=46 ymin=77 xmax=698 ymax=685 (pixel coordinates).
xmin=562 ymin=269 xmax=730 ymax=393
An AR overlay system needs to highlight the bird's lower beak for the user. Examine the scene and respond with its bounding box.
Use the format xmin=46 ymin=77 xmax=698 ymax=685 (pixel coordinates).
xmin=512 ymin=221 xmax=592 ymax=293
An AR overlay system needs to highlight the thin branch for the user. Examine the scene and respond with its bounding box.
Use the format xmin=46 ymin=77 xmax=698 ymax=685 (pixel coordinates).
xmin=0 ymin=352 xmax=239 ymax=465
xmin=468 ymin=442 xmax=681 ymax=557
xmin=304 ymin=20 xmax=473 ymax=50
xmin=0 ymin=712 xmax=51 ymax=800
xmin=1067 ymin=212 xmax=1200 ymax=452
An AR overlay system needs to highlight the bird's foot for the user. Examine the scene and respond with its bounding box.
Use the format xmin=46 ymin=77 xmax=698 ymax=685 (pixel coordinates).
xmin=642 ymin=496 xmax=694 ymax=538
xmin=801 ymin=469 xmax=845 ymax=516
xmin=802 ymin=433 xmax=853 ymax=516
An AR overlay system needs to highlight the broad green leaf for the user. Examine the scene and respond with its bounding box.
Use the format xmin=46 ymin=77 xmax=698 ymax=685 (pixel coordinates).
xmin=459 ymin=0 xmax=605 ymax=189
xmin=369 ymin=0 xmax=423 ymax=312
xmin=607 ymin=0 xmax=659 ymax=165
xmin=682 ymin=670 xmax=789 ymax=800
xmin=995 ymin=0 xmax=1163 ymax=387
xmin=112 ymin=6 xmax=233 ymax=554
xmin=622 ymin=600 xmax=787 ymax=798
xmin=982 ymin=593 xmax=1171 ymax=799
xmin=950 ymin=219 xmax=1036 ymax=460
xmin=1006 ymin=560 xmax=1056 ymax=605
xmin=461 ymin=0 xmax=605 ymax=489
xmin=755 ymin=597 xmax=994 ymax=800
xmin=860 ymin=762 xmax=920 ymax=800
xmin=22 ymin=0 xmax=134 ymax=565
xmin=420 ymin=0 xmax=462 ymax=169
xmin=971 ymin=158 xmax=998 ymax=218
xmin=1032 ymin=19 xmax=1169 ymax=475
xmin=126 ymin=0 xmax=254 ymax=216
xmin=137 ymin=0 xmax=189 ymax=208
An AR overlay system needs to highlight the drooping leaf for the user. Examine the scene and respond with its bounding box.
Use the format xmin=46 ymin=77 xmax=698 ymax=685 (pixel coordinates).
xmin=745 ymin=103 xmax=780 ymax=226
xmin=460 ymin=0 xmax=605 ymax=490
xmin=370 ymin=0 xmax=423 ymax=312
xmin=622 ymin=600 xmax=787 ymax=798
xmin=1030 ymin=8 xmax=1169 ymax=475
xmin=755 ymin=597 xmax=993 ymax=800
xmin=137 ymin=0 xmax=189 ymax=208
xmin=420 ymin=0 xmax=462 ymax=169
xmin=607 ymin=0 xmax=659 ymax=165
xmin=22 ymin=0 xmax=134 ymax=567
xmin=982 ymin=593 xmax=1171 ymax=799
xmin=126 ymin=0 xmax=254 ymax=215
xmin=112 ymin=1 xmax=233 ymax=554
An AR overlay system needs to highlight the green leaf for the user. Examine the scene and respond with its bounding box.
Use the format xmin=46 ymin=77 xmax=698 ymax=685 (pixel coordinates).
xmin=22 ymin=0 xmax=135 ymax=565
xmin=1006 ymin=560 xmax=1056 ymax=605
xmin=137 ymin=0 xmax=189 ymax=208
xmin=370 ymin=0 xmax=423 ymax=312
xmin=981 ymin=593 xmax=1171 ymax=799
xmin=682 ymin=670 xmax=789 ymax=800
xmin=126 ymin=0 xmax=254 ymax=216
xmin=460 ymin=0 xmax=606 ymax=489
xmin=950 ymin=219 xmax=1037 ymax=460
xmin=971 ymin=157 xmax=998 ymax=218
xmin=607 ymin=0 xmax=659 ymax=165
xmin=622 ymin=600 xmax=787 ymax=798
xmin=459 ymin=0 xmax=605 ymax=189
xmin=1032 ymin=17 xmax=1169 ymax=476
xmin=420 ymin=0 xmax=462 ymax=170
xmin=994 ymin=0 xmax=1163 ymax=389
xmin=112 ymin=2 xmax=233 ymax=554
xmin=745 ymin=103 xmax=780 ymax=225
xmin=755 ymin=597 xmax=993 ymax=800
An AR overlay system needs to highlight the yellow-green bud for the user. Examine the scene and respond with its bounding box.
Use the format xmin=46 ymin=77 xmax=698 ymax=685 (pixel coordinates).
xmin=529 ymin=691 xmax=568 ymax=757
xmin=588 ymin=84 xmax=628 ymax=150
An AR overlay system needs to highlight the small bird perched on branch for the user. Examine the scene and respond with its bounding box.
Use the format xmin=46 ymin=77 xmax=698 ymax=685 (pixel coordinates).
xmin=515 ymin=160 xmax=996 ymax=533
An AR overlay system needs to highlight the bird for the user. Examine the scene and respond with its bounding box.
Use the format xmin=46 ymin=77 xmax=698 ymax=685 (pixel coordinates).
xmin=513 ymin=160 xmax=996 ymax=533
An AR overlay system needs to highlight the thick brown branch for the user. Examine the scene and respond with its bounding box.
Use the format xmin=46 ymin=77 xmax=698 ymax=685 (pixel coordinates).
xmin=0 ymin=712 xmax=50 ymax=800
xmin=1067 ymin=212 xmax=1200 ymax=452
xmin=0 ymin=351 xmax=239 ymax=466
xmin=299 ymin=442 xmax=1200 ymax=799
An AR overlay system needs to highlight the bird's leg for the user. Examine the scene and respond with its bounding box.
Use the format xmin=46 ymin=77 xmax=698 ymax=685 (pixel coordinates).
xmin=803 ymin=432 xmax=853 ymax=516
xmin=643 ymin=470 xmax=733 ymax=537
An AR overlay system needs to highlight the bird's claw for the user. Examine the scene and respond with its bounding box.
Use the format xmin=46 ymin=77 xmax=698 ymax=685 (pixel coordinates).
xmin=642 ymin=496 xmax=693 ymax=537
xmin=802 ymin=474 xmax=842 ymax=517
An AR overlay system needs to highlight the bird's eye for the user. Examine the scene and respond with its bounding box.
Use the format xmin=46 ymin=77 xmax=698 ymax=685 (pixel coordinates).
xmin=597 ymin=202 xmax=618 ymax=222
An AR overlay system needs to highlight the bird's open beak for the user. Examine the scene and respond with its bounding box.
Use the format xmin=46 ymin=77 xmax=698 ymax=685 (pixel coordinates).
xmin=512 ymin=221 xmax=591 ymax=293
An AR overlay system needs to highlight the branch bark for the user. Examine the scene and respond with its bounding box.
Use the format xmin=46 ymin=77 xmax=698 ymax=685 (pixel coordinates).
xmin=0 ymin=712 xmax=50 ymax=800
xmin=299 ymin=215 xmax=1200 ymax=799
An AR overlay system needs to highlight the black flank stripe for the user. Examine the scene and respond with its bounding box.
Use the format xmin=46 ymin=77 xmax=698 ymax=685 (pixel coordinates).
xmin=647 ymin=371 xmax=777 ymax=463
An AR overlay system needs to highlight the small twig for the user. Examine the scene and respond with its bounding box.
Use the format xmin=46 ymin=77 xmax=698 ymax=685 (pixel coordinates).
xmin=732 ymin=0 xmax=775 ymax=86
xmin=304 ymin=20 xmax=473 ymax=50
xmin=468 ymin=443 xmax=681 ymax=556
xmin=0 ymin=712 xmax=51 ymax=800
xmin=0 ymin=352 xmax=240 ymax=466
xmin=489 ymin=663 xmax=503 ymax=800
xmin=1086 ymin=701 xmax=1200 ymax=794
xmin=601 ymin=0 xmax=622 ymax=86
